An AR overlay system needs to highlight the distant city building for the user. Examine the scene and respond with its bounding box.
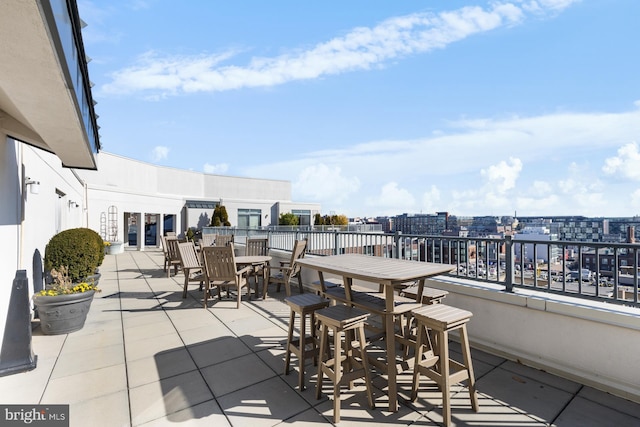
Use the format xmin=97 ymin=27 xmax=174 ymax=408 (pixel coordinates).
xmin=370 ymin=213 xmax=640 ymax=245
xmin=375 ymin=216 xmax=394 ymax=233
xmin=466 ymin=216 xmax=500 ymax=237
xmin=513 ymin=226 xmax=561 ymax=263
xmin=517 ymin=216 xmax=609 ymax=243
xmin=394 ymin=212 xmax=449 ymax=235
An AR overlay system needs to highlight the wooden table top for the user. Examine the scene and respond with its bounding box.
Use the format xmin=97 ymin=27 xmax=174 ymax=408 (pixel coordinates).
xmin=297 ymin=254 xmax=455 ymax=285
xmin=235 ymin=255 xmax=272 ymax=264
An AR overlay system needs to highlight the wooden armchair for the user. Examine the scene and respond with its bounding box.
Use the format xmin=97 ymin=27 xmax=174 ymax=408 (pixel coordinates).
xmin=165 ymin=237 xmax=182 ymax=277
xmin=177 ymin=241 xmax=205 ymax=298
xmin=264 ymin=238 xmax=307 ymax=299
xmin=199 ymin=233 xmax=216 ymax=248
xmin=214 ymin=234 xmax=234 ymax=247
xmin=246 ymin=237 xmax=269 ymax=293
xmin=160 ymin=234 xmax=170 ymax=272
xmin=201 ymin=243 xmax=251 ymax=309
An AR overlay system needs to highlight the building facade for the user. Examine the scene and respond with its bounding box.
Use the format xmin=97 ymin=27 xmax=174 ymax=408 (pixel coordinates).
xmin=0 ymin=1 xmax=319 ymax=345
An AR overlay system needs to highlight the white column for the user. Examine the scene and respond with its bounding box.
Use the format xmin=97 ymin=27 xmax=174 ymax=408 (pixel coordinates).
xmin=139 ymin=212 xmax=146 ymax=251
xmin=159 ymin=214 xmax=165 ymax=240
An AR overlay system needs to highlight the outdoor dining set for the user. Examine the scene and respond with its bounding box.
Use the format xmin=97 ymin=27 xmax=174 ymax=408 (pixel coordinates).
xmin=160 ymin=233 xmax=479 ymax=426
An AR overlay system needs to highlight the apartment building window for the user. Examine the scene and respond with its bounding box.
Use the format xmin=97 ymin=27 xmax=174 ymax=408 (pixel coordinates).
xmin=238 ymin=209 xmax=261 ymax=228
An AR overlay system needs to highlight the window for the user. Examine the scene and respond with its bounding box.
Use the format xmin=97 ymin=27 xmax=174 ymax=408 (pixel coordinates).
xmin=185 ymin=200 xmax=218 ymax=209
xmin=238 ymin=209 xmax=262 ymax=228
xmin=292 ymin=209 xmax=311 ymax=226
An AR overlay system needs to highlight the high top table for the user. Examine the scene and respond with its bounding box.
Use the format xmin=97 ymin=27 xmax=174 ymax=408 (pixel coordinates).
xmin=297 ymin=253 xmax=455 ymax=412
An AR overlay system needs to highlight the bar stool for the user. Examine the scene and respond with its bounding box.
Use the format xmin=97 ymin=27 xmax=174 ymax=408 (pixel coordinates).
xmin=400 ymin=284 xmax=449 ymax=358
xmin=315 ymin=305 xmax=375 ymax=423
xmin=410 ymin=304 xmax=478 ymax=427
xmin=284 ymin=294 xmax=331 ymax=390
xmin=400 ymin=284 xmax=449 ymax=304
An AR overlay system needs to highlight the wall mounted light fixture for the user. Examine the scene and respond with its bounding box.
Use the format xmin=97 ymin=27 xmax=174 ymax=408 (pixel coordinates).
xmin=25 ymin=177 xmax=40 ymax=194
xmin=68 ymin=200 xmax=79 ymax=208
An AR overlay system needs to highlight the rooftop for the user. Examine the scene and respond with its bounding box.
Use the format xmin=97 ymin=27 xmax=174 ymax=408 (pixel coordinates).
xmin=2 ymin=249 xmax=640 ymax=426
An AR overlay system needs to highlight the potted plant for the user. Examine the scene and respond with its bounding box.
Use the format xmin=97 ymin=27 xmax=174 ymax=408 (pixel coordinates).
xmin=34 ymin=228 xmax=104 ymax=334
xmin=33 ymin=267 xmax=100 ymax=335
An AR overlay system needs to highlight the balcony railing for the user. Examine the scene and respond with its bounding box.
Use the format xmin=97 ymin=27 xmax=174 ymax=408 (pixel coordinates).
xmin=202 ymin=226 xmax=640 ymax=307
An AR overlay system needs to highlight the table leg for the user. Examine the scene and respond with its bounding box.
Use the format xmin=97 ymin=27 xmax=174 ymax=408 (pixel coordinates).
xmin=415 ymin=278 xmax=425 ymax=302
xmin=385 ymin=284 xmax=398 ymax=412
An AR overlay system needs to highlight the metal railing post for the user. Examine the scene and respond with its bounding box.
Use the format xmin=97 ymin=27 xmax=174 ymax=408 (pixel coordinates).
xmin=505 ymin=235 xmax=514 ymax=292
xmin=394 ymin=231 xmax=401 ymax=259
xmin=334 ymin=231 xmax=339 ymax=255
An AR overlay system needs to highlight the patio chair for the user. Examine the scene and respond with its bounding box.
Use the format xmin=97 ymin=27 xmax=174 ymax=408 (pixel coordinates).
xmin=264 ymin=238 xmax=307 ymax=299
xmin=246 ymin=237 xmax=269 ymax=295
xmin=165 ymin=237 xmax=182 ymax=277
xmin=199 ymin=233 xmax=216 ymax=248
xmin=177 ymin=241 xmax=205 ymax=298
xmin=201 ymin=243 xmax=251 ymax=309
xmin=214 ymin=234 xmax=234 ymax=247
xmin=160 ymin=234 xmax=170 ymax=272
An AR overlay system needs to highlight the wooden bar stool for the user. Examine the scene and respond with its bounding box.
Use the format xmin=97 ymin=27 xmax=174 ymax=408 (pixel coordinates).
xmin=400 ymin=285 xmax=449 ymax=304
xmin=284 ymin=294 xmax=331 ymax=390
xmin=400 ymin=285 xmax=449 ymax=359
xmin=315 ymin=305 xmax=375 ymax=423
xmin=410 ymin=304 xmax=479 ymax=427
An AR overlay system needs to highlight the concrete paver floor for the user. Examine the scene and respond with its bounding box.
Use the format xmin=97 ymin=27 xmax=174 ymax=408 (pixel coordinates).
xmin=1 ymin=250 xmax=639 ymax=426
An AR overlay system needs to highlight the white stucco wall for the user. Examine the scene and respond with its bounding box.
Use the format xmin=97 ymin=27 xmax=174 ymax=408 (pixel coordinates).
xmin=0 ymin=137 xmax=86 ymax=339
xmin=76 ymin=152 xmax=321 ymax=242
xmin=415 ymin=276 xmax=640 ymax=404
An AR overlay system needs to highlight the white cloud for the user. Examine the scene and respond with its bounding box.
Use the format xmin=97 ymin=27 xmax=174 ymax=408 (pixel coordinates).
xmin=480 ymin=157 xmax=522 ymax=193
xmin=555 ymin=163 xmax=607 ymax=213
xmin=100 ymin=1 xmax=573 ymax=97
xmin=448 ymin=158 xmax=522 ymax=214
xmin=421 ymin=185 xmax=441 ymax=213
xmin=631 ymin=189 xmax=640 ymax=210
xmin=242 ymin=107 xmax=640 ymax=216
xmin=151 ymin=145 xmax=169 ymax=162
xmin=293 ymin=164 xmax=360 ymax=203
xmin=529 ymin=180 xmax=553 ymax=197
xmin=203 ymin=163 xmax=229 ymax=174
xmin=365 ymin=182 xmax=416 ymax=215
xmin=602 ymin=142 xmax=640 ymax=181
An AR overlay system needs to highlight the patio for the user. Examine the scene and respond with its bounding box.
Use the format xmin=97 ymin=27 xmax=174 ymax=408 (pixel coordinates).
xmin=2 ymin=249 xmax=640 ymax=426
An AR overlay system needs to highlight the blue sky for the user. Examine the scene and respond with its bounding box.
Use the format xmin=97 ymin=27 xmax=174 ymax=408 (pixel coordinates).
xmin=79 ymin=0 xmax=640 ymax=218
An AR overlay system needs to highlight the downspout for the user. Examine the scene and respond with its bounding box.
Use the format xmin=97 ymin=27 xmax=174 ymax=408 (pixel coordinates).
xmin=18 ymin=142 xmax=24 ymax=269
xmin=71 ymin=170 xmax=88 ymax=227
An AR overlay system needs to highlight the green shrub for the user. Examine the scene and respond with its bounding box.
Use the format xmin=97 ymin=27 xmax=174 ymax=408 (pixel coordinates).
xmin=87 ymin=228 xmax=105 ymax=266
xmin=44 ymin=228 xmax=103 ymax=283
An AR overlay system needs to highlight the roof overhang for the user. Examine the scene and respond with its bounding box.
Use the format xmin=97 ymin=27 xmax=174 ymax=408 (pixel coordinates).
xmin=0 ymin=0 xmax=99 ymax=169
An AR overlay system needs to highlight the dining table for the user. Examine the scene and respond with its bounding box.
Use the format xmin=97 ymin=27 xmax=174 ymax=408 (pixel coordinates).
xmin=297 ymin=253 xmax=455 ymax=412
xmin=235 ymin=255 xmax=272 ymax=298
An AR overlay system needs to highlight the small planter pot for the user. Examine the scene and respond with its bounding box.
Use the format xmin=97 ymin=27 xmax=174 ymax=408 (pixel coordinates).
xmin=33 ymin=290 xmax=95 ymax=335
xmin=106 ymin=242 xmax=124 ymax=255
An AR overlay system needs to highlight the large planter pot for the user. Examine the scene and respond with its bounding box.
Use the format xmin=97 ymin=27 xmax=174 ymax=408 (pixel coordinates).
xmin=34 ymin=290 xmax=95 ymax=335
xmin=85 ymin=271 xmax=101 ymax=287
